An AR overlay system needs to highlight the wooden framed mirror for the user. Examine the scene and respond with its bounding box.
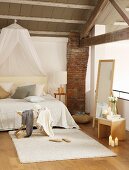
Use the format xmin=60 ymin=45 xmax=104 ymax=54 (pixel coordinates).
xmin=93 ymin=60 xmax=115 ymax=127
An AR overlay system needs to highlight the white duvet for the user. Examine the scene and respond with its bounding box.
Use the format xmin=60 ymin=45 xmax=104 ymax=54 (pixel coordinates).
xmin=0 ymin=95 xmax=79 ymax=130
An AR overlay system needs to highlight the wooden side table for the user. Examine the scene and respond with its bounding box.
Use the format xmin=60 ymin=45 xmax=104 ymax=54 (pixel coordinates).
xmin=54 ymin=93 xmax=67 ymax=105
xmin=98 ymin=118 xmax=126 ymax=140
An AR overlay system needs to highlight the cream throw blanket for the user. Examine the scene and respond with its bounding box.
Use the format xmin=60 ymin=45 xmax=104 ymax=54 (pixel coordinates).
xmin=36 ymin=107 xmax=54 ymax=137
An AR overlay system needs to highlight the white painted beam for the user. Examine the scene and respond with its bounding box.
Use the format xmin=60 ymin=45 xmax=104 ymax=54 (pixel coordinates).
xmin=29 ymin=30 xmax=69 ymax=36
xmin=0 ymin=28 xmax=69 ymax=36
xmin=0 ymin=0 xmax=94 ymax=10
xmin=125 ymin=8 xmax=129 ymax=12
xmin=0 ymin=15 xmax=85 ymax=24
xmin=114 ymin=21 xmax=128 ymax=26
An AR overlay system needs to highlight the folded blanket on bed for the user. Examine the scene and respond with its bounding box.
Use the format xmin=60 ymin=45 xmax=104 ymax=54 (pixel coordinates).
xmin=22 ymin=109 xmax=33 ymax=137
xmin=37 ymin=107 xmax=54 ymax=137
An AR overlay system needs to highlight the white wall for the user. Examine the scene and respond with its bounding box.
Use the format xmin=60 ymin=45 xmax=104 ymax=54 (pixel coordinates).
xmin=31 ymin=37 xmax=68 ymax=73
xmin=117 ymin=99 xmax=129 ymax=131
xmin=87 ymin=25 xmax=106 ymax=115
xmin=85 ymin=47 xmax=91 ymax=113
xmin=104 ymin=41 xmax=129 ymax=131
xmin=87 ymin=25 xmax=129 ymax=130
xmin=31 ymin=36 xmax=68 ymax=93
xmin=105 ymin=41 xmax=129 ymax=91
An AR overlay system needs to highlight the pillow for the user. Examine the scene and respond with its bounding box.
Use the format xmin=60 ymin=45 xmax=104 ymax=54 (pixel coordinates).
xmin=17 ymin=83 xmax=46 ymax=96
xmin=25 ymin=96 xmax=44 ymax=103
xmin=0 ymin=86 xmax=10 ymax=99
xmin=11 ymin=83 xmax=35 ymax=96
xmin=0 ymin=82 xmax=13 ymax=93
xmin=12 ymin=85 xmax=36 ymax=99
xmin=35 ymin=84 xmax=46 ymax=96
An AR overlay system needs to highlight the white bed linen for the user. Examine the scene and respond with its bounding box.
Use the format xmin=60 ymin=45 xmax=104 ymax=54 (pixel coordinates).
xmin=0 ymin=95 xmax=79 ymax=130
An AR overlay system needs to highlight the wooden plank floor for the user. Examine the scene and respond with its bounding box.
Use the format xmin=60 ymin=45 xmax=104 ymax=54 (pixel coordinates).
xmin=0 ymin=123 xmax=129 ymax=170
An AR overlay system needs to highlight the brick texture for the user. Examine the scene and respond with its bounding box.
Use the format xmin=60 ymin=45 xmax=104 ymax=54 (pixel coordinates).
xmin=67 ymin=32 xmax=89 ymax=114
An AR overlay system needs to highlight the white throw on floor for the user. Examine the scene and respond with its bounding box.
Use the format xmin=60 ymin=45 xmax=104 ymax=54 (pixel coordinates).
xmin=37 ymin=107 xmax=54 ymax=137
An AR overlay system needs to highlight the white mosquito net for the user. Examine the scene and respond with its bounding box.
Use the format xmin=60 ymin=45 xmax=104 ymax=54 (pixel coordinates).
xmin=0 ymin=23 xmax=46 ymax=76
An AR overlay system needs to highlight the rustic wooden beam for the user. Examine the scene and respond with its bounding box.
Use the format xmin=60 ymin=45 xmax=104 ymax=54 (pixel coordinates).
xmin=81 ymin=27 xmax=129 ymax=46
xmin=0 ymin=15 xmax=85 ymax=24
xmin=81 ymin=0 xmax=109 ymax=39
xmin=0 ymin=0 xmax=95 ymax=10
xmin=109 ymin=0 xmax=129 ymax=25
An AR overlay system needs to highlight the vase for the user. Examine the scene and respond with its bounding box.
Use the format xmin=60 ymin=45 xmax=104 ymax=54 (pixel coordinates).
xmin=111 ymin=102 xmax=117 ymax=115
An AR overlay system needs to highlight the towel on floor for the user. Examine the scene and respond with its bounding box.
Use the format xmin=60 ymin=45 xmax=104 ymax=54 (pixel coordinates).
xmin=37 ymin=107 xmax=54 ymax=137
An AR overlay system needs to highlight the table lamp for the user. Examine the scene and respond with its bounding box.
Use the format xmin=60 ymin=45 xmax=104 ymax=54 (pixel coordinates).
xmin=55 ymin=71 xmax=67 ymax=93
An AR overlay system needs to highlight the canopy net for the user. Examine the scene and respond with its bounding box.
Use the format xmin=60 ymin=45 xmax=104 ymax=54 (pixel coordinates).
xmin=0 ymin=22 xmax=46 ymax=76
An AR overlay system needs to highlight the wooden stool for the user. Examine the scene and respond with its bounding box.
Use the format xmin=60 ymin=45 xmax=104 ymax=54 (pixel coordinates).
xmin=98 ymin=118 xmax=126 ymax=140
xmin=15 ymin=112 xmax=47 ymax=138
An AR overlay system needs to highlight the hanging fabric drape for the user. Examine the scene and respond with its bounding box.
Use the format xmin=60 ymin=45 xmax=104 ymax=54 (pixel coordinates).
xmin=0 ymin=23 xmax=46 ymax=76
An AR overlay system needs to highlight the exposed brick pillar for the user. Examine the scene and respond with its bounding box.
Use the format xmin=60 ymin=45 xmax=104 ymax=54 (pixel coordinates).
xmin=67 ymin=32 xmax=89 ymax=114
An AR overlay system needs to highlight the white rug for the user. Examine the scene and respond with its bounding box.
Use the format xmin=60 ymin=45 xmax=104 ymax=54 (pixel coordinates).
xmin=9 ymin=129 xmax=116 ymax=163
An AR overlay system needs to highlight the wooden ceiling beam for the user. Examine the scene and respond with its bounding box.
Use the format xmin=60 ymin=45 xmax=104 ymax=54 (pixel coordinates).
xmin=0 ymin=15 xmax=86 ymax=24
xmin=81 ymin=27 xmax=129 ymax=46
xmin=80 ymin=0 xmax=109 ymax=39
xmin=109 ymin=0 xmax=129 ymax=25
xmin=0 ymin=0 xmax=94 ymax=10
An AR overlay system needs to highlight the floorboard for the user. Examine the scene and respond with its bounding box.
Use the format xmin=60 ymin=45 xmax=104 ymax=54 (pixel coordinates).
xmin=0 ymin=123 xmax=129 ymax=170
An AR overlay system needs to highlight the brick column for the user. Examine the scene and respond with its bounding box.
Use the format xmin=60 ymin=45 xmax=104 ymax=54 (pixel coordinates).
xmin=67 ymin=32 xmax=89 ymax=114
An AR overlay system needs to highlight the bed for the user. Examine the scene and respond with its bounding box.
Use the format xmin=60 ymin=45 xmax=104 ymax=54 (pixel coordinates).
xmin=0 ymin=76 xmax=79 ymax=130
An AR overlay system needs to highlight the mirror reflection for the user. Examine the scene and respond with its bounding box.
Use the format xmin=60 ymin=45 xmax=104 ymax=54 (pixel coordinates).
xmin=95 ymin=60 xmax=115 ymax=118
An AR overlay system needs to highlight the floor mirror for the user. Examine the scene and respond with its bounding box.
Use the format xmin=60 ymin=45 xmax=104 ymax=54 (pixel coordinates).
xmin=93 ymin=60 xmax=115 ymax=127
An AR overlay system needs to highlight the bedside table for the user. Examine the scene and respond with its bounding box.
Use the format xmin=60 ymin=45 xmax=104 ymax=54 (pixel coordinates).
xmin=54 ymin=92 xmax=67 ymax=105
xmin=98 ymin=118 xmax=126 ymax=140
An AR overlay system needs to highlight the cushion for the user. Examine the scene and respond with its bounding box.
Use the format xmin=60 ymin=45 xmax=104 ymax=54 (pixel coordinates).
xmin=72 ymin=114 xmax=92 ymax=124
xmin=35 ymin=84 xmax=46 ymax=96
xmin=25 ymin=96 xmax=44 ymax=103
xmin=0 ymin=82 xmax=13 ymax=93
xmin=0 ymin=86 xmax=10 ymax=99
xmin=12 ymin=85 xmax=36 ymax=99
xmin=11 ymin=83 xmax=35 ymax=96
xmin=16 ymin=83 xmax=46 ymax=96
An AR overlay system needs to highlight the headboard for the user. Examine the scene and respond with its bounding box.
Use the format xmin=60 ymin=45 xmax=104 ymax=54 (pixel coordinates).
xmin=0 ymin=76 xmax=48 ymax=92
